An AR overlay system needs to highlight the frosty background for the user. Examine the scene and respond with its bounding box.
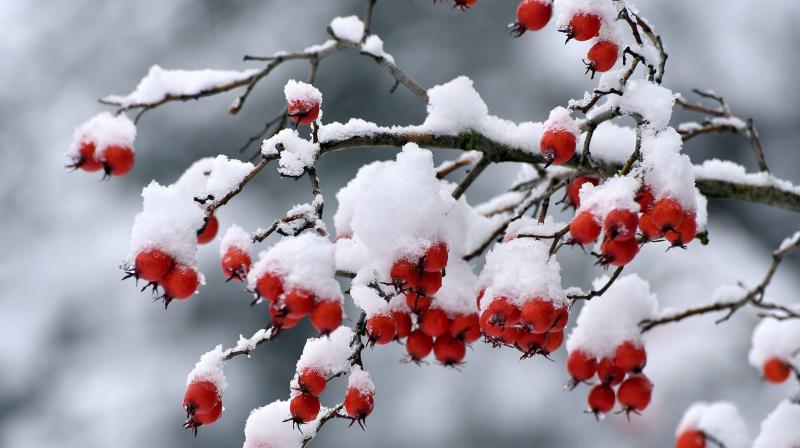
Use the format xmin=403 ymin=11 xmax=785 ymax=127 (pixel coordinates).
xmin=1 ymin=1 xmax=799 ymax=446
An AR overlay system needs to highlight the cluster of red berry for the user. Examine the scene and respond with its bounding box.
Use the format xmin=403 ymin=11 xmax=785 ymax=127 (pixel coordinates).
xmin=639 ymin=194 xmax=698 ymax=248
xmin=479 ymin=293 xmax=569 ymax=357
xmin=220 ymin=240 xmax=252 ymax=281
xmin=70 ymin=139 xmax=135 ymax=177
xmin=254 ymin=270 xmax=343 ymax=334
xmin=567 ymin=341 xmax=652 ymax=417
xmin=132 ymin=248 xmax=200 ymax=304
xmin=288 ymin=367 xmax=376 ymax=428
xmin=182 ymin=380 xmax=222 ymax=434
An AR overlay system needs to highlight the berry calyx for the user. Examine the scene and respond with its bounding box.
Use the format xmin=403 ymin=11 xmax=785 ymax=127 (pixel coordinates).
xmin=256 ymin=272 xmax=284 ymax=302
xmin=563 ymin=13 xmax=601 ymax=42
xmin=520 ymin=298 xmax=556 ymax=334
xmin=586 ymin=40 xmax=619 ymax=77
xmin=617 ymin=375 xmax=653 ymax=414
xmin=162 ymin=265 xmax=200 ymax=301
xmin=540 ymin=129 xmax=577 ymax=165
xmin=366 ymin=314 xmax=397 ymax=345
xmin=298 ymin=368 xmax=327 ymax=396
xmin=288 ymin=100 xmax=320 ymax=126
xmin=597 ymin=357 xmax=625 ymax=386
xmin=763 ymin=357 xmax=792 ymax=384
xmin=567 ymin=350 xmax=597 ymax=382
xmin=197 ymin=215 xmax=219 ymax=245
xmin=289 ymin=393 xmax=321 ymax=424
xmin=603 ymin=209 xmax=639 ymax=242
xmin=676 ymin=429 xmax=706 ymax=448
xmin=100 ymin=145 xmax=135 ymax=177
xmin=423 ymin=242 xmax=449 ymax=272
xmin=567 ymin=176 xmax=599 ymax=207
xmin=587 ymin=384 xmax=616 ymax=415
xmin=650 ymin=198 xmax=685 ymax=233
xmin=511 ymin=0 xmax=552 ymax=36
xmin=599 ymin=237 xmax=639 ymax=267
xmin=665 ymin=212 xmax=697 ymax=247
xmin=183 ymin=380 xmax=220 ymax=417
xmin=221 ymin=247 xmax=251 ymax=281
xmin=570 ymin=211 xmax=602 ymax=245
xmin=449 ymin=313 xmax=481 ymax=343
xmin=420 ymin=308 xmax=450 ymax=338
xmin=614 ymin=340 xmax=647 ymax=373
xmin=184 ymin=400 xmax=222 ymax=434
xmin=310 ymin=300 xmax=343 ymax=335
xmin=72 ymin=141 xmax=103 ymax=172
xmin=433 ymin=333 xmax=467 ymax=366
xmin=283 ymin=288 xmax=315 ymax=319
xmin=344 ymin=388 xmax=374 ymax=424
xmin=135 ymin=248 xmax=174 ymax=282
xmin=406 ymin=329 xmax=434 ymax=362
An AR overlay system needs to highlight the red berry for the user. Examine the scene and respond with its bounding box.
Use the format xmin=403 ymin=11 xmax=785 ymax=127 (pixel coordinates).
xmin=540 ymin=129 xmax=577 ymax=165
xmin=392 ymin=310 xmax=413 ymax=339
xmin=406 ymin=291 xmax=432 ymax=314
xmin=420 ymin=308 xmax=450 ymax=338
xmin=597 ymin=357 xmax=625 ymax=386
xmin=190 ymin=400 xmax=222 ymax=427
xmin=541 ymin=330 xmax=564 ymax=353
xmin=570 ymin=211 xmax=601 ymax=245
xmin=391 ymin=258 xmax=419 ymax=287
xmin=344 ymin=388 xmax=374 ymax=421
xmin=480 ymin=309 xmax=504 ymax=338
xmin=406 ymin=330 xmax=434 ymax=361
xmin=271 ymin=312 xmax=300 ymax=330
xmin=587 ymin=40 xmax=619 ymax=74
xmin=588 ymin=384 xmax=616 ymax=414
xmin=566 ymin=13 xmax=601 ymax=41
xmin=676 ymin=430 xmax=706 ymax=448
xmin=288 ymin=100 xmax=320 ymax=126
xmin=449 ymin=313 xmax=481 ymax=343
xmin=256 ymin=272 xmax=283 ymax=302
xmin=100 ymin=145 xmax=135 ymax=176
xmin=490 ymin=297 xmax=521 ymax=326
xmin=221 ymin=247 xmax=251 ymax=281
xmin=162 ymin=265 xmax=200 ymax=300
xmin=614 ymin=340 xmax=647 ymax=373
xmin=197 ymin=215 xmax=219 ymax=245
xmin=636 ymin=185 xmax=654 ymax=211
xmin=74 ymin=141 xmax=103 ymax=172
xmin=283 ymin=288 xmax=315 ymax=319
xmin=567 ymin=176 xmax=599 ymax=207
xmin=499 ymin=326 xmax=524 ymax=346
xmin=423 ymin=242 xmax=448 ymax=272
xmin=567 ymin=350 xmax=597 ymax=381
xmin=600 ymin=237 xmax=639 ymax=267
xmin=603 ymin=209 xmax=639 ymax=242
xmin=433 ymin=333 xmax=467 ymax=366
xmin=183 ymin=380 xmax=220 ymax=416
xmin=290 ymin=393 xmax=321 ymax=423
xmin=366 ymin=314 xmax=397 ymax=345
xmin=514 ymin=0 xmax=552 ymax=34
xmin=639 ymin=209 xmax=662 ymax=240
xmin=135 ymin=248 xmax=174 ymax=282
xmin=476 ymin=288 xmax=485 ymax=309
xmin=651 ymin=198 xmax=685 ymax=233
xmin=665 ymin=212 xmax=697 ymax=246
xmin=521 ymin=298 xmax=555 ymax=334
xmin=763 ymin=357 xmax=792 ymax=384
xmin=617 ymin=375 xmax=653 ymax=412
xmin=417 ymin=271 xmax=443 ymax=296
xmin=298 ymin=368 xmax=327 ymax=396
xmin=310 ymin=300 xmax=343 ymax=335
xmin=517 ymin=329 xmax=546 ymax=353
xmin=551 ymin=305 xmax=569 ymax=332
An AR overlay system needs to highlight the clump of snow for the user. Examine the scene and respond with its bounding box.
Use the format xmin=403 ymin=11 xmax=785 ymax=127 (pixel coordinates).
xmin=423 ymin=76 xmax=489 ymax=135
xmin=67 ymin=112 xmax=136 ymax=159
xmin=677 ymin=402 xmax=751 ymax=448
xmin=638 ymin=128 xmax=697 ymax=211
xmin=202 ymin=155 xmax=253 ymax=200
xmin=283 ymin=80 xmax=322 ymax=109
xmin=187 ymin=345 xmax=228 ymax=395
xmin=543 ymin=106 xmax=580 ymax=137
xmin=748 ymin=317 xmax=800 ymax=369
xmin=553 ymin=0 xmax=617 ymax=30
xmin=247 ymin=233 xmax=342 ymax=301
xmin=361 ymin=35 xmax=394 ymax=63
xmin=128 ymin=181 xmax=205 ymax=267
xmin=585 ymin=122 xmax=636 ymax=164
xmin=505 ymin=216 xmax=567 ymax=241
xmin=613 ymin=81 xmax=677 ymax=131
xmin=296 ymin=326 xmax=354 ymax=375
xmin=232 ymin=328 xmax=270 ymax=354
xmin=333 ymin=160 xmax=390 ymax=238
xmin=303 ymin=39 xmax=337 ymax=55
xmin=432 ymin=259 xmax=478 ymax=316
xmin=566 ymin=274 xmax=658 ymax=358
xmin=351 ymin=284 xmax=390 ymax=318
xmin=348 ymin=366 xmax=375 ymax=395
xmin=173 ymin=157 xmax=215 ymax=195
xmin=478 ymin=238 xmax=567 ymax=309
xmin=102 ymin=65 xmax=258 ymax=108
xmin=694 ymin=159 xmax=800 ymax=197
xmin=694 ymin=188 xmax=708 ymax=231
xmin=779 ymin=231 xmax=800 ymax=252
xmin=753 ymin=400 xmax=800 ymax=448
xmin=220 ymin=225 xmax=251 ymax=256
xmin=261 ymin=129 xmax=320 ymax=177
xmin=578 ymin=175 xmax=641 ymax=218
xmin=242 ymin=400 xmax=320 ymax=448
xmin=318 ymin=118 xmax=388 ymax=144
xmin=330 ymin=15 xmax=365 ymax=43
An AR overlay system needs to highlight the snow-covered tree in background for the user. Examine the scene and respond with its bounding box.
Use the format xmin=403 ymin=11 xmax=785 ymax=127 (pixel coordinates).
xmin=66 ymin=1 xmax=800 ymax=446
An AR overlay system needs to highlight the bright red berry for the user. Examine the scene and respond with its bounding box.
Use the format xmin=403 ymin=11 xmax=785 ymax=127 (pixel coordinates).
xmin=256 ymin=272 xmax=283 ymax=302
xmin=617 ymin=375 xmax=653 ymax=412
xmin=162 ymin=265 xmax=200 ymax=300
xmin=763 ymin=357 xmax=792 ymax=384
xmin=344 ymin=388 xmax=374 ymax=422
xmin=570 ymin=211 xmax=601 ymax=245
xmin=604 ymin=209 xmax=639 ymax=242
xmin=565 ymin=13 xmax=601 ymax=42
xmin=567 ymin=350 xmax=597 ymax=381
xmin=391 ymin=258 xmax=419 ymax=287
xmin=433 ymin=333 xmax=467 ymax=366
xmin=480 ymin=309 xmax=504 ymax=338
xmin=73 ymin=141 xmax=103 ymax=172
xmin=184 ymin=400 xmax=222 ymax=433
xmin=283 ymin=288 xmax=315 ymax=319
xmin=423 ymin=242 xmax=448 ymax=272
xmin=449 ymin=313 xmax=481 ymax=343
xmin=416 ymin=271 xmax=443 ymax=296
xmin=221 ymin=247 xmax=251 ymax=281
xmin=676 ymin=429 xmax=706 ymax=448
xmin=100 ymin=145 xmax=135 ymax=176
xmin=366 ymin=314 xmax=397 ymax=345
xmin=512 ymin=0 xmax=552 ymax=36
xmin=567 ymin=176 xmax=599 ymax=207
xmin=665 ymin=212 xmax=697 ymax=246
xmin=597 ymin=357 xmax=625 ymax=386
xmin=406 ymin=291 xmax=432 ymax=314
xmin=551 ymin=305 xmax=569 ymax=332
xmin=516 ymin=329 xmax=546 ymax=353
xmin=521 ymin=298 xmax=556 ymax=334
xmin=636 ymin=185 xmax=654 ymax=211
xmin=542 ymin=330 xmax=564 ymax=353
xmin=588 ymin=384 xmax=616 ymax=414
xmin=135 ymin=248 xmax=174 ymax=282
xmin=420 ymin=308 xmax=450 ymax=338
xmin=392 ymin=310 xmax=413 ymax=339
xmin=500 ymin=326 xmax=524 ymax=346
xmin=651 ymin=198 xmax=685 ymax=233
xmin=288 ymin=100 xmax=320 ymax=126
xmin=586 ymin=40 xmax=619 ymax=75
xmin=600 ymin=237 xmax=639 ymax=267
xmin=614 ymin=340 xmax=647 ymax=373
xmin=310 ymin=300 xmax=343 ymax=335
xmin=298 ymin=368 xmax=327 ymax=396
xmin=290 ymin=393 xmax=321 ymax=423
xmin=540 ymin=129 xmax=577 ymax=165
xmin=639 ymin=210 xmax=662 ymax=240
xmin=197 ymin=215 xmax=219 ymax=245
xmin=183 ymin=380 xmax=220 ymax=416
xmin=406 ymin=330 xmax=433 ymax=361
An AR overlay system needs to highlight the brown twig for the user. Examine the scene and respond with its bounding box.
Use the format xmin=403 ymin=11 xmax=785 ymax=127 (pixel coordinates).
xmin=451 ymin=155 xmax=490 ymax=200
xmin=568 ymin=266 xmax=625 ymax=301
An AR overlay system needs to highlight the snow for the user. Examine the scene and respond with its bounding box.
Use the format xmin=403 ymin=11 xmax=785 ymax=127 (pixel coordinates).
xmin=295 ymin=326 xmax=355 ymax=375
xmin=584 ymin=122 xmax=636 ymax=164
xmin=779 ymin=231 xmax=800 ymax=252
xmin=543 ymin=106 xmax=580 ymax=137
xmin=247 ymin=233 xmax=342 ymax=301
xmin=128 ymin=181 xmax=205 ymax=267
xmin=261 ymin=129 xmax=320 ymax=177
xmin=303 ymin=39 xmax=337 ymax=54
xmin=694 ymin=188 xmax=709 ymax=232
xmin=577 ymin=175 xmax=641 ymax=218
xmin=361 ymin=35 xmax=395 ymax=63
xmin=202 ymin=155 xmax=253 ymax=201
xmin=242 ymin=400 xmax=320 ymax=448
xmin=611 ymin=80 xmax=677 ymax=131
xmin=478 ymin=237 xmax=567 ymax=309
xmin=677 ymin=402 xmax=751 ymax=448
xmin=431 ymin=259 xmax=478 ymax=316
xmin=283 ymin=79 xmax=322 ymax=108
xmin=748 ymin=317 xmax=800 ymax=369
xmin=638 ymin=128 xmax=697 ymax=211
xmin=694 ymin=159 xmax=800 ymax=197
xmin=102 ymin=65 xmax=258 ymax=107
xmin=348 ymin=366 xmax=375 ymax=395
xmin=753 ymin=400 xmax=800 ymax=448
xmin=231 ymin=329 xmax=270 ymax=354
xmin=423 ymin=76 xmax=489 ymax=135
xmin=351 ymin=284 xmax=390 ymax=317
xmin=220 ymin=224 xmax=251 ymax=256
xmin=566 ymin=274 xmax=659 ymax=359
xmin=67 ymin=112 xmax=136 ymax=158
xmin=329 ymin=15 xmax=365 ymax=43
xmin=554 ymin=0 xmax=617 ymax=31
xmin=173 ymin=156 xmax=215 ymax=196
xmin=504 ymin=216 xmax=567 ymax=241
xmin=186 ymin=345 xmax=228 ymax=395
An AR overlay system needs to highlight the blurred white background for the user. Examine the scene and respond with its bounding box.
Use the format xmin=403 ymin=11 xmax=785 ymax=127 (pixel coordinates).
xmin=1 ymin=0 xmax=799 ymax=446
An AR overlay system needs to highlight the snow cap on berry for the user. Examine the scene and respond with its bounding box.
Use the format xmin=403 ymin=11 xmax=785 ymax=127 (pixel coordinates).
xmin=577 ymin=175 xmax=641 ymax=219
xmin=543 ymin=106 xmax=580 ymax=138
xmin=348 ymin=366 xmax=375 ymax=396
xmin=68 ymin=112 xmax=136 ymax=160
xmin=638 ymin=128 xmax=697 ymax=211
xmin=296 ymin=326 xmax=355 ymax=377
xmin=187 ymin=345 xmax=228 ymax=396
xmin=202 ymin=155 xmax=254 ymax=202
xmin=220 ymin=224 xmax=251 ymax=257
xmin=243 ymin=400 xmax=320 ymax=448
xmin=431 ymin=258 xmax=479 ymax=316
xmin=283 ymin=80 xmax=322 ymax=110
xmin=350 ymin=284 xmax=390 ymax=318
xmin=677 ymin=402 xmax=751 ymax=448
xmin=553 ymin=0 xmax=615 ymax=30
xmin=748 ymin=316 xmax=800 ymax=371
